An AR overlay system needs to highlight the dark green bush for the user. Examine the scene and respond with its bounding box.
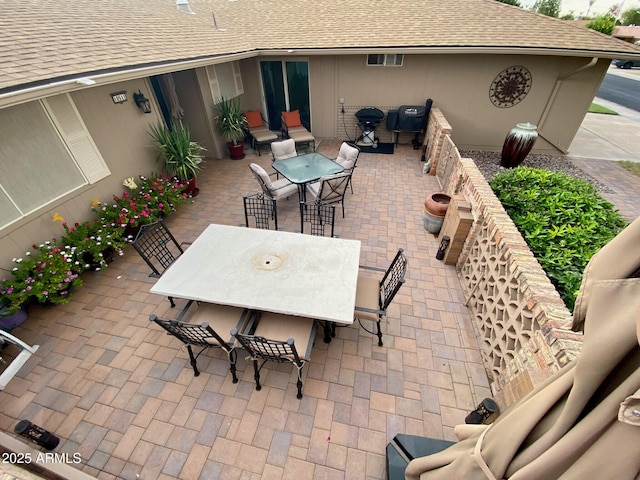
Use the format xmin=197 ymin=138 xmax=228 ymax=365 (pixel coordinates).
xmin=490 ymin=167 xmax=628 ymax=311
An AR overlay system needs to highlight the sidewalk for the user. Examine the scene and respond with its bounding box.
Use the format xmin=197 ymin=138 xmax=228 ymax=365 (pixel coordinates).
xmin=568 ymin=100 xmax=640 ymax=162
xmin=567 ymin=90 xmax=640 ymax=220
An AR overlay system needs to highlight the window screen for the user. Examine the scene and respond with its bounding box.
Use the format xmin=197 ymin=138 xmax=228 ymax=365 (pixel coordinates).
xmin=366 ymin=54 xmax=403 ymax=66
xmin=0 ymin=102 xmax=86 ymax=220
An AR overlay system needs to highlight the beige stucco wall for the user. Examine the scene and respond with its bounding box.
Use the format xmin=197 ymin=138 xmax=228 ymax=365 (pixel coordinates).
xmin=173 ymin=69 xmax=217 ymax=155
xmin=0 ymin=80 xmax=162 ymax=270
xmin=272 ymin=53 xmax=609 ymax=154
xmin=0 ymin=52 xmax=609 ymax=271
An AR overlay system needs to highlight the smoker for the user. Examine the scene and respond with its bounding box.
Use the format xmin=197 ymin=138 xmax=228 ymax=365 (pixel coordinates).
xmin=386 ymin=99 xmax=433 ymax=147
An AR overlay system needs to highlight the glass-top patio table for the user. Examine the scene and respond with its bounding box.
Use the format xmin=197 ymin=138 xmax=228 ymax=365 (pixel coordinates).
xmin=272 ymin=152 xmax=343 ymax=202
xmin=150 ymin=224 xmax=361 ymax=339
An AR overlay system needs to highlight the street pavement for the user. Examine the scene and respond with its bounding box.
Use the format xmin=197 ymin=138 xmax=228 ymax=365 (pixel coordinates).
xmin=568 ymin=65 xmax=640 ymax=162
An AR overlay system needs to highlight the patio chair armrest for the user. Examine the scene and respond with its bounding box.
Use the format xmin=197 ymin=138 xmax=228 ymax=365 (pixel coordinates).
xmin=175 ymin=299 xmax=196 ymax=322
xmin=355 ymin=305 xmax=385 ymax=316
xmin=271 ymin=183 xmax=294 ymax=192
xmin=358 ymin=264 xmax=386 ymax=272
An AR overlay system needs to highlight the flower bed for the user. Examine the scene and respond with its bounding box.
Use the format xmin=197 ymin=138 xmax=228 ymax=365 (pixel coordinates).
xmin=92 ymin=174 xmax=188 ymax=241
xmin=0 ymin=242 xmax=82 ymax=314
xmin=0 ymin=173 xmax=189 ymax=316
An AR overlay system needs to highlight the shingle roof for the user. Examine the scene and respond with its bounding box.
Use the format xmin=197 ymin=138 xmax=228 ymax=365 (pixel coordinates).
xmin=613 ymin=25 xmax=640 ymax=40
xmin=2 ymin=0 xmax=640 ymax=93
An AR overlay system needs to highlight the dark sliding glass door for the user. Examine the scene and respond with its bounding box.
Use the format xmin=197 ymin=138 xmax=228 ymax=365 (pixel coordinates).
xmin=260 ymin=60 xmax=310 ymax=131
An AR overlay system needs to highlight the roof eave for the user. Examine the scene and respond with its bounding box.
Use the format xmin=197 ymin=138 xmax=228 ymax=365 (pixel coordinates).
xmin=256 ymin=45 xmax=640 ymax=59
xmin=0 ymin=51 xmax=257 ymax=109
xmin=3 ymin=45 xmax=640 ymax=108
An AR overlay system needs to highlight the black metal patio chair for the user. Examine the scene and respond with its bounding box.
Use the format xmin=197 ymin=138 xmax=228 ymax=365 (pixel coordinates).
xmin=354 ymin=248 xmax=408 ymax=346
xmin=305 ymin=172 xmax=352 ymax=218
xmin=132 ymin=220 xmax=190 ymax=307
xmin=243 ymin=192 xmax=278 ymax=230
xmin=149 ymin=301 xmax=253 ymax=381
xmin=299 ymin=200 xmax=336 ymax=237
xmin=231 ymin=311 xmax=317 ymax=399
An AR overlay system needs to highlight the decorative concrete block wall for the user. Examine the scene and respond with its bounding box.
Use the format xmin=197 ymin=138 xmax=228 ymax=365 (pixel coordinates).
xmin=423 ymin=109 xmax=583 ymax=407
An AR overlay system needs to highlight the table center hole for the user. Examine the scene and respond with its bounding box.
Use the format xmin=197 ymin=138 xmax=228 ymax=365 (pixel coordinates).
xmin=252 ymin=252 xmax=283 ymax=271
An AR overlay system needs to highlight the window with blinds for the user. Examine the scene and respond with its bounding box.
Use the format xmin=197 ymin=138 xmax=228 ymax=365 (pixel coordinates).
xmin=0 ymin=94 xmax=110 ymax=229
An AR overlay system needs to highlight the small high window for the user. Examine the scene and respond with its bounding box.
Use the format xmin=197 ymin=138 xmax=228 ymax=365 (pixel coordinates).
xmin=366 ymin=54 xmax=403 ymax=67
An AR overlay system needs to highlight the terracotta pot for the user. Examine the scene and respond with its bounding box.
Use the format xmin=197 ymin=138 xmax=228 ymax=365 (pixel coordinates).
xmin=424 ymin=193 xmax=451 ymax=217
xmin=182 ymin=177 xmax=199 ymax=197
xmin=227 ymin=142 xmax=245 ymax=160
xmin=423 ymin=192 xmax=451 ymax=234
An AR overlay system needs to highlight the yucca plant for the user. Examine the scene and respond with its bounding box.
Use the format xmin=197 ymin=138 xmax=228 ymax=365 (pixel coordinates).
xmin=148 ymin=123 xmax=205 ymax=181
xmin=215 ymin=96 xmax=247 ymax=146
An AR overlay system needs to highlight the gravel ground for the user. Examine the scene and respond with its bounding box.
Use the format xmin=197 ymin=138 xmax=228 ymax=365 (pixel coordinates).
xmin=459 ymin=150 xmax=614 ymax=193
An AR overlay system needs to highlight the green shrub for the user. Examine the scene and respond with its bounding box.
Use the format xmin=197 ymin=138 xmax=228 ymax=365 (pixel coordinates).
xmin=586 ymin=14 xmax=616 ymax=35
xmin=490 ymin=167 xmax=628 ymax=311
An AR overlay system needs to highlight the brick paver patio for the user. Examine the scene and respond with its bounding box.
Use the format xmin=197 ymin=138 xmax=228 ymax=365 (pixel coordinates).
xmin=0 ymin=139 xmax=492 ymax=479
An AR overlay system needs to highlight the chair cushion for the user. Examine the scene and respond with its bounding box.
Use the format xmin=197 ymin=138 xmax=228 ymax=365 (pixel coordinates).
xmin=336 ymin=142 xmax=359 ymax=170
xmin=306 ymin=181 xmax=320 ymax=198
xmin=270 ymin=178 xmax=299 ymax=200
xmin=244 ymin=110 xmax=264 ymax=128
xmin=251 ymin=128 xmax=278 ymax=143
xmin=311 ymin=173 xmax=350 ymax=204
xmin=282 ymin=110 xmax=302 ymax=128
xmin=254 ymin=312 xmax=317 ymax=360
xmin=355 ymin=274 xmax=381 ymax=322
xmin=250 ymin=163 xmax=273 ymax=189
xmin=188 ymin=304 xmax=249 ymax=346
xmin=287 ymin=128 xmax=315 ymax=143
xmin=271 ymin=138 xmax=297 ymax=159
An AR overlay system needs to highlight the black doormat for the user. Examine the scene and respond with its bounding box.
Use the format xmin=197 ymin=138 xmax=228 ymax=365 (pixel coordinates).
xmin=358 ymin=142 xmax=395 ymax=154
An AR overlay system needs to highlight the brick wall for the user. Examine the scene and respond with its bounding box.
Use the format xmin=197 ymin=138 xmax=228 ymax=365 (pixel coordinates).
xmin=424 ymin=109 xmax=583 ymax=407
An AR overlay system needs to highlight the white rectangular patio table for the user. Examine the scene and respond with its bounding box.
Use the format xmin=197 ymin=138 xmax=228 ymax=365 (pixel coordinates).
xmin=150 ymin=224 xmax=361 ymax=328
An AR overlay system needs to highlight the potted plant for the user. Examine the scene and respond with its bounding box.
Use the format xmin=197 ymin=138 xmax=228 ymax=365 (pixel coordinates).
xmin=215 ymin=96 xmax=248 ymax=160
xmin=148 ymin=123 xmax=205 ymax=196
xmin=92 ymin=173 xmax=189 ymax=241
xmin=58 ymin=219 xmax=126 ymax=271
xmin=0 ymin=242 xmax=82 ymax=309
xmin=0 ymin=279 xmax=30 ymax=331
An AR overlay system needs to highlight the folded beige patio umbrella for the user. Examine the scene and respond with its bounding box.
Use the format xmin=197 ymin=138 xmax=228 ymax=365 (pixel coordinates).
xmin=406 ymin=217 xmax=640 ymax=480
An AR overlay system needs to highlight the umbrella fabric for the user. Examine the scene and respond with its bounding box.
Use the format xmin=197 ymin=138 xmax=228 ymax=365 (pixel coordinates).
xmin=406 ymin=217 xmax=640 ymax=480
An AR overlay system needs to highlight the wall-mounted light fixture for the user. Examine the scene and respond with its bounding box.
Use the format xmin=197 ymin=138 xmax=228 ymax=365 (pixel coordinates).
xmin=133 ymin=90 xmax=152 ymax=114
xmin=110 ymin=91 xmax=128 ymax=104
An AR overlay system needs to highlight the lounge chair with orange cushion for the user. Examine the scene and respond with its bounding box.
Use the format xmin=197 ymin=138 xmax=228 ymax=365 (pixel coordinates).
xmin=281 ymin=110 xmax=315 ymax=152
xmin=243 ymin=109 xmax=278 ymax=156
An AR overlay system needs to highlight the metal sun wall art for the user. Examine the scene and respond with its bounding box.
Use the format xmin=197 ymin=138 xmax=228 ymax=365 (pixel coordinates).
xmin=489 ymin=66 xmax=532 ymax=108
